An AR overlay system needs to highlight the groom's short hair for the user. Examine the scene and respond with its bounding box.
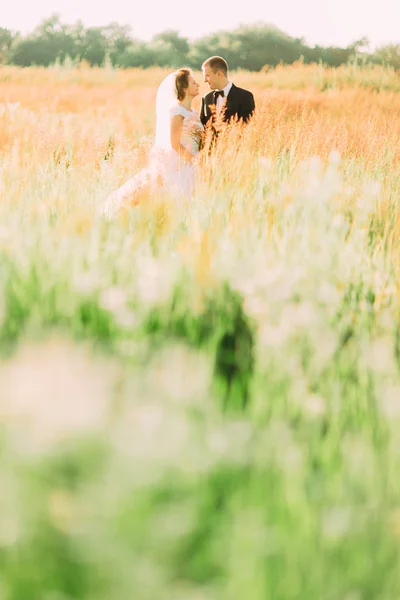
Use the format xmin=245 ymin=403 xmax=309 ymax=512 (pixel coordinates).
xmin=202 ymin=56 xmax=228 ymax=76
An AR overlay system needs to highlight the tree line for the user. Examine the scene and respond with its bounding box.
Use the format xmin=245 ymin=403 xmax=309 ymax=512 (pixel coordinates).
xmin=1 ymin=14 xmax=399 ymax=71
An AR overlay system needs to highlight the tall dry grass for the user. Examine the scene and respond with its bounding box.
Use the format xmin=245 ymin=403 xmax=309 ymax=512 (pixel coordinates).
xmin=1 ymin=63 xmax=400 ymax=599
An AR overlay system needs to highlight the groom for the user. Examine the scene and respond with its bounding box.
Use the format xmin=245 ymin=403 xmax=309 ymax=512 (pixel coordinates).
xmin=200 ymin=56 xmax=255 ymax=130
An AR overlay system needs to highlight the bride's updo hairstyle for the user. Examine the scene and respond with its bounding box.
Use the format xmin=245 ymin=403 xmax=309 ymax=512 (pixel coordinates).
xmin=175 ymin=68 xmax=191 ymax=101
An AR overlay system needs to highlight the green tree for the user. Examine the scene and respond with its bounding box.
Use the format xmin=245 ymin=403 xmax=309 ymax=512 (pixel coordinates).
xmin=150 ymin=30 xmax=190 ymax=67
xmin=3 ymin=14 xmax=397 ymax=72
xmin=103 ymin=23 xmax=133 ymax=65
xmin=117 ymin=42 xmax=157 ymax=68
xmin=80 ymin=27 xmax=108 ymax=66
xmin=10 ymin=14 xmax=80 ymax=66
xmin=0 ymin=27 xmax=17 ymax=64
xmin=372 ymin=44 xmax=400 ymax=70
xmin=188 ymin=23 xmax=309 ymax=70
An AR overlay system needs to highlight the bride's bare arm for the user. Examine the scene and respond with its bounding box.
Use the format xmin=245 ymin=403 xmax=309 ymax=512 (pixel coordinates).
xmin=170 ymin=115 xmax=194 ymax=163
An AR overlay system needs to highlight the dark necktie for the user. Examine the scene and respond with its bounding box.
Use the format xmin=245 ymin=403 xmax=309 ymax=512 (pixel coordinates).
xmin=213 ymin=90 xmax=225 ymax=101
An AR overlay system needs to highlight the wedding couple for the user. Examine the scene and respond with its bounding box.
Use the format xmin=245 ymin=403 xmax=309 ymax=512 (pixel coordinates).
xmin=102 ymin=56 xmax=255 ymax=218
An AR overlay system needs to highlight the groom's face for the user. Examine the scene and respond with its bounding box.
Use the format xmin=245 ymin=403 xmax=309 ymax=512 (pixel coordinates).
xmin=202 ymin=65 xmax=219 ymax=90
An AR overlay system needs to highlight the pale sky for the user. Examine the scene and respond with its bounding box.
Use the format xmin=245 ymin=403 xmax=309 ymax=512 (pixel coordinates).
xmin=2 ymin=0 xmax=399 ymax=50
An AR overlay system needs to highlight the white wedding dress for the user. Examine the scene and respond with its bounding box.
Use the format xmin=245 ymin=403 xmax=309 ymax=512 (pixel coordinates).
xmin=102 ymin=102 xmax=203 ymax=219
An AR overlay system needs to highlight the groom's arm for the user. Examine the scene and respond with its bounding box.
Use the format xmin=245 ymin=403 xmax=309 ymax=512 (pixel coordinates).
xmin=241 ymin=91 xmax=255 ymax=123
xmin=200 ymin=96 xmax=207 ymax=126
xmin=200 ymin=95 xmax=214 ymax=127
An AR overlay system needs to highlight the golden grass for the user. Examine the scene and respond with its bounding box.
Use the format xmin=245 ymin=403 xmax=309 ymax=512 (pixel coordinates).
xmin=1 ymin=63 xmax=400 ymax=299
xmin=1 ymin=65 xmax=399 ymax=171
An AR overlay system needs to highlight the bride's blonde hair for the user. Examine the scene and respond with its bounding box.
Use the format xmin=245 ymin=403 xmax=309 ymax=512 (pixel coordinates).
xmin=175 ymin=68 xmax=191 ymax=101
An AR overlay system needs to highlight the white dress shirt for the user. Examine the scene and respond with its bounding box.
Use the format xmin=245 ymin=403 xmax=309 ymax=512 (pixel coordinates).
xmin=216 ymin=81 xmax=233 ymax=115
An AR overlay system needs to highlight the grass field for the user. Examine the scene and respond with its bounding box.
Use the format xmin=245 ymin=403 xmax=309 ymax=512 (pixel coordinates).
xmin=1 ymin=62 xmax=400 ymax=599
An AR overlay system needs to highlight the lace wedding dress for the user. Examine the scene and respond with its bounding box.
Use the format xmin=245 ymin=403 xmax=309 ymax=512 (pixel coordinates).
xmin=102 ymin=75 xmax=203 ymax=219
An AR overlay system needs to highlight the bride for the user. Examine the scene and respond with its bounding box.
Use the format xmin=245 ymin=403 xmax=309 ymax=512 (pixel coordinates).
xmin=102 ymin=68 xmax=203 ymax=219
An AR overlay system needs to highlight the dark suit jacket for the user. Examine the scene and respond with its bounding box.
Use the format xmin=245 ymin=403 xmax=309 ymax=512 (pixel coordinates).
xmin=200 ymin=83 xmax=255 ymax=129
